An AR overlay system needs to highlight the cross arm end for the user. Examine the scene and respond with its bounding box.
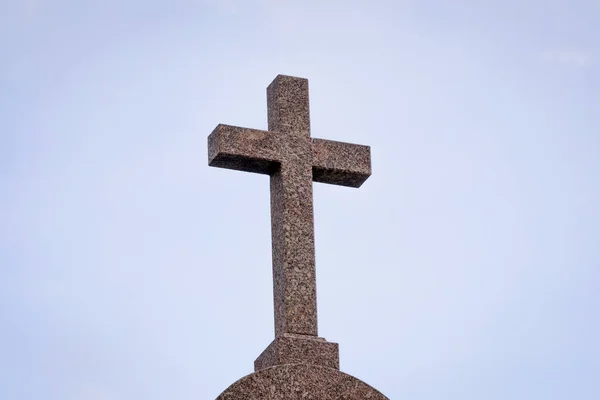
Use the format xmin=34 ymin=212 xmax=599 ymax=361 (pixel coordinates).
xmin=311 ymin=138 xmax=372 ymax=188
xmin=208 ymin=124 xmax=280 ymax=175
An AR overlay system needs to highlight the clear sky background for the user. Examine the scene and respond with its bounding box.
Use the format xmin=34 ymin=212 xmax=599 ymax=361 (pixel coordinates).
xmin=1 ymin=1 xmax=599 ymax=399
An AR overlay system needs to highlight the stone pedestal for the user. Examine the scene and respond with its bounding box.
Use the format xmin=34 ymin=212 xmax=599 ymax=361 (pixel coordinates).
xmin=254 ymin=333 xmax=339 ymax=371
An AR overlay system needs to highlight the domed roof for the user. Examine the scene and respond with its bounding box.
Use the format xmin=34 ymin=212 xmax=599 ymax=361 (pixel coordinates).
xmin=217 ymin=363 xmax=388 ymax=399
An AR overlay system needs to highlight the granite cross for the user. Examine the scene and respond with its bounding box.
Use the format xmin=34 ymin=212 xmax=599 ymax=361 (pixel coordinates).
xmin=208 ymin=75 xmax=371 ymax=342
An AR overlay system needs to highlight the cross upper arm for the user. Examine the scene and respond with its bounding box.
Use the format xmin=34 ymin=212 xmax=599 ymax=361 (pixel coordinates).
xmin=311 ymin=138 xmax=371 ymax=188
xmin=208 ymin=124 xmax=281 ymax=175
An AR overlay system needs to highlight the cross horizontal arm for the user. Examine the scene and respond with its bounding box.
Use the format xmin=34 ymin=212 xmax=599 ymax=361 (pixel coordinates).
xmin=208 ymin=124 xmax=281 ymax=175
xmin=311 ymin=138 xmax=371 ymax=188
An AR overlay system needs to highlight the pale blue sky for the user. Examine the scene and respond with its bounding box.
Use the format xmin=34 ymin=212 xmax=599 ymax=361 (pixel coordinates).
xmin=1 ymin=1 xmax=599 ymax=399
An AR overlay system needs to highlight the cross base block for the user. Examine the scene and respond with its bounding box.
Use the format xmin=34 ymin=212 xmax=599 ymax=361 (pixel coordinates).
xmin=254 ymin=333 xmax=339 ymax=371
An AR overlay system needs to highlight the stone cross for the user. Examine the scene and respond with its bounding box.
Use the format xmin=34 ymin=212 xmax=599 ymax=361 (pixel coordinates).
xmin=208 ymin=75 xmax=371 ymax=370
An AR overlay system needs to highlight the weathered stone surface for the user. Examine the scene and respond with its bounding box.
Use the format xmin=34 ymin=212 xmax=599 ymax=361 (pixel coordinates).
xmin=255 ymin=333 xmax=339 ymax=371
xmin=208 ymin=75 xmax=383 ymax=399
xmin=208 ymin=75 xmax=371 ymax=343
xmin=216 ymin=363 xmax=388 ymax=400
xmin=311 ymin=138 xmax=371 ymax=187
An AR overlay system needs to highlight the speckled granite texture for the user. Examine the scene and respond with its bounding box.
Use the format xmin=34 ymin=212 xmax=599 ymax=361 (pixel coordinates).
xmin=254 ymin=333 xmax=339 ymax=371
xmin=217 ymin=364 xmax=388 ymax=400
xmin=208 ymin=75 xmax=371 ymax=340
xmin=208 ymin=75 xmax=385 ymax=398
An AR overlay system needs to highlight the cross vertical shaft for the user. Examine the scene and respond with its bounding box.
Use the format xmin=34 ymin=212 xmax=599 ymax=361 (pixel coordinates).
xmin=267 ymin=77 xmax=318 ymax=337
